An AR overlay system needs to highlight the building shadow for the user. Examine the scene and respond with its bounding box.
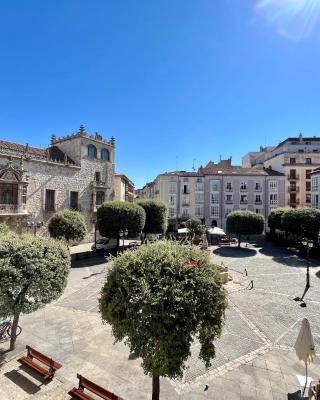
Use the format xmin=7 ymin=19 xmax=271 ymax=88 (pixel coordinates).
xmin=316 ymin=270 xmax=320 ymax=279
xmin=4 ymin=369 xmax=42 ymax=395
xmin=213 ymin=247 xmax=257 ymax=258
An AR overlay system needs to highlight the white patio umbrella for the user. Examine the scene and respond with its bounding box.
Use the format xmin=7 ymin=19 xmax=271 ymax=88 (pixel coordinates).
xmin=294 ymin=318 xmax=316 ymax=396
xmin=207 ymin=227 xmax=226 ymax=236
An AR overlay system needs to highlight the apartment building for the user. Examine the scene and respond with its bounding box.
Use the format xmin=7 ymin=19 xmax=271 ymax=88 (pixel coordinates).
xmin=140 ymin=159 xmax=285 ymax=230
xmin=242 ymin=134 xmax=320 ymax=208
xmin=311 ymin=168 xmax=320 ymax=209
xmin=0 ymin=126 xmax=115 ymax=239
xmin=114 ymin=174 xmax=135 ymax=202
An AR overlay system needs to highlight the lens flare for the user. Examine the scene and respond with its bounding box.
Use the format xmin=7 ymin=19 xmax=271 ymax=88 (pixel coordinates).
xmin=255 ymin=0 xmax=320 ymax=40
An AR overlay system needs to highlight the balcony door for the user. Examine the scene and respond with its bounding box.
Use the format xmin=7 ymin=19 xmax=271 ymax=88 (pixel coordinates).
xmin=0 ymin=183 xmax=18 ymax=204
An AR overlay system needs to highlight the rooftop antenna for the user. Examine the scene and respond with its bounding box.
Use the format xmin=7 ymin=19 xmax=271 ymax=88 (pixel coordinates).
xmin=192 ymin=159 xmax=196 ymax=171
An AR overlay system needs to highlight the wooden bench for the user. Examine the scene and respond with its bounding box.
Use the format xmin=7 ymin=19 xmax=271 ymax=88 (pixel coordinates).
xmin=18 ymin=345 xmax=62 ymax=380
xmin=68 ymin=374 xmax=121 ymax=400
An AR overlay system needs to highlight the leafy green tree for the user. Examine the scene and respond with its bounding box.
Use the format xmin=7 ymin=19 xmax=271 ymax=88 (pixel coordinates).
xmin=97 ymin=201 xmax=146 ymax=247
xmin=282 ymin=207 xmax=320 ymax=244
xmin=226 ymin=211 xmax=264 ymax=247
xmin=137 ymin=200 xmax=168 ymax=240
xmin=48 ymin=209 xmax=87 ymax=243
xmin=0 ymin=234 xmax=71 ymax=350
xmin=268 ymin=207 xmax=290 ymax=234
xmin=100 ymin=241 xmax=227 ymax=400
xmin=186 ymin=217 xmax=205 ymax=240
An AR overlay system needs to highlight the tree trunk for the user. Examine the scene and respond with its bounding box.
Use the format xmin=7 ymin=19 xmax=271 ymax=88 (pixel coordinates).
xmin=10 ymin=312 xmax=20 ymax=351
xmin=238 ymin=234 xmax=241 ymax=248
xmin=152 ymin=374 xmax=160 ymax=400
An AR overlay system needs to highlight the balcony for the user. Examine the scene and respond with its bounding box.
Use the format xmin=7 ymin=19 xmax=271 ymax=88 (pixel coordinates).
xmin=182 ymin=190 xmax=190 ymax=195
xmin=287 ymin=186 xmax=300 ymax=193
xmin=240 ymin=187 xmax=248 ymax=192
xmin=182 ymin=202 xmax=190 ymax=207
xmin=240 ymin=200 xmax=248 ymax=205
xmin=225 ymin=200 xmax=233 ymax=204
xmin=288 ymin=174 xmax=299 ymax=180
xmin=225 ymin=187 xmax=233 ymax=192
xmin=91 ymin=180 xmax=110 ymax=189
xmin=0 ymin=204 xmax=28 ymax=215
xmin=254 ymin=187 xmax=263 ymax=192
xmin=288 ymin=199 xmax=300 ymax=206
xmin=255 ymin=200 xmax=262 ymax=205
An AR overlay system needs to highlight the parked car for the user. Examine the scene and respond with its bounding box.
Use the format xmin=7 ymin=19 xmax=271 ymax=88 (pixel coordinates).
xmin=91 ymin=238 xmax=118 ymax=251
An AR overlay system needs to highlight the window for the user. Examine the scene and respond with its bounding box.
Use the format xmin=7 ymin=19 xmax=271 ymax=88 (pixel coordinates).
xmin=95 ymin=171 xmax=101 ymax=182
xmin=183 ymin=184 xmax=189 ymax=194
xmin=45 ymin=189 xmax=55 ymax=211
xmin=0 ymin=183 xmax=18 ymax=204
xmin=255 ymin=195 xmax=262 ymax=203
xmin=312 ymin=176 xmax=319 ymax=192
xmin=240 ymin=182 xmax=247 ymax=190
xmin=240 ymin=194 xmax=247 ymax=204
xmin=269 ymin=193 xmax=278 ymax=205
xmin=195 ymin=182 xmax=204 ymax=191
xmin=196 ymin=177 xmax=203 ymax=183
xmin=211 ymin=193 xmax=219 ymax=204
xmin=225 ymin=194 xmax=233 ymax=203
xmin=183 ymin=177 xmax=189 ymax=182
xmin=255 ymin=182 xmax=262 ymax=191
xmin=289 ymin=170 xmax=296 ymax=179
xmin=290 ymin=182 xmax=296 ymax=191
xmin=305 ymin=158 xmax=312 ymax=164
xmin=169 ymin=182 xmax=177 ymax=194
xmin=210 ymin=205 xmax=219 ymax=217
xmin=269 ymin=180 xmax=278 ymax=191
xmin=70 ymin=191 xmax=79 ymax=210
xmin=169 ymin=207 xmax=176 ymax=218
xmin=255 ymin=209 xmax=261 ymax=214
xmin=290 ymin=158 xmax=296 ymax=164
xmin=306 ymin=170 xmax=312 ymax=180
xmin=182 ymin=195 xmax=189 ymax=206
xmin=211 ymin=180 xmax=220 ymax=192
xmin=306 ymin=181 xmax=311 ymax=191
xmin=225 ymin=208 xmax=232 ymax=218
xmin=226 ymin=182 xmax=232 ymax=191
xmin=88 ymin=144 xmax=97 ymax=159
xmin=100 ymin=148 xmax=110 ymax=161
xmin=195 ymin=206 xmax=204 ymax=217
xmin=22 ymin=185 xmax=27 ymax=204
xmin=306 ymin=193 xmax=311 ymax=204
xmin=169 ymin=195 xmax=175 ymax=205
xmin=182 ymin=208 xmax=189 ymax=218
xmin=312 ymin=194 xmax=319 ymax=209
xmin=96 ymin=191 xmax=105 ymax=206
xmin=195 ymin=193 xmax=204 ymax=204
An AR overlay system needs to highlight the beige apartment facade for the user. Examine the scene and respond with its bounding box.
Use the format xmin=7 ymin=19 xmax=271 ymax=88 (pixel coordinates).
xmin=0 ymin=126 xmax=115 ymax=240
xmin=114 ymin=174 xmax=135 ymax=202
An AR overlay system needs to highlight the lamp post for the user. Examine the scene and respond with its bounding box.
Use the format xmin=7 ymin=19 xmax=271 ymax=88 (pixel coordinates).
xmin=91 ymin=219 xmax=97 ymax=253
xmin=27 ymin=220 xmax=43 ymax=236
xmin=294 ymin=237 xmax=313 ymax=307
xmin=119 ymin=229 xmax=128 ymax=250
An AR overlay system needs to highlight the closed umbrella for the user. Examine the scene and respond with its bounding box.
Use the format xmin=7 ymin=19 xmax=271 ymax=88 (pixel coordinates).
xmin=294 ymin=318 xmax=316 ymax=396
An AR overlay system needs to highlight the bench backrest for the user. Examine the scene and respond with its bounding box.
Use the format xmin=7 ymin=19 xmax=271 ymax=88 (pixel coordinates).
xmin=26 ymin=345 xmax=62 ymax=370
xmin=77 ymin=374 xmax=119 ymax=400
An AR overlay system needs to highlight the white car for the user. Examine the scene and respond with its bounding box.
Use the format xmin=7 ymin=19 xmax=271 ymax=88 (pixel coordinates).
xmin=91 ymin=238 xmax=118 ymax=251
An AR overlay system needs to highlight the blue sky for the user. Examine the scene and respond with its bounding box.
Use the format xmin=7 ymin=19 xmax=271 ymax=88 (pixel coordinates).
xmin=1 ymin=1 xmax=320 ymax=188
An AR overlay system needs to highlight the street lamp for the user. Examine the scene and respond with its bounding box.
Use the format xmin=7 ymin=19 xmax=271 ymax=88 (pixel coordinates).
xmin=294 ymin=237 xmax=313 ymax=307
xmin=27 ymin=220 xmax=43 ymax=236
xmin=119 ymin=228 xmax=128 ymax=249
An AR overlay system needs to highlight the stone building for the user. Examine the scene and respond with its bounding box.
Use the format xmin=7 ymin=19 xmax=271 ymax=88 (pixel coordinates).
xmin=114 ymin=174 xmax=135 ymax=202
xmin=139 ymin=159 xmax=285 ymax=230
xmin=0 ymin=125 xmax=115 ymax=240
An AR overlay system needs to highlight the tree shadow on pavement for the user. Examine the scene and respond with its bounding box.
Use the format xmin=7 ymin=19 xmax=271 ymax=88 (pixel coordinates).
xmin=213 ymin=247 xmax=257 ymax=258
xmin=316 ymin=270 xmax=320 ymax=279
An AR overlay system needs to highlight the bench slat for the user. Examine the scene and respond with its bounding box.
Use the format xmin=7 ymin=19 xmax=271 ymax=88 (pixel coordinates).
xmin=27 ymin=345 xmax=62 ymax=370
xmin=78 ymin=375 xmax=119 ymax=400
xmin=18 ymin=356 xmax=50 ymax=379
xmin=68 ymin=388 xmax=94 ymax=400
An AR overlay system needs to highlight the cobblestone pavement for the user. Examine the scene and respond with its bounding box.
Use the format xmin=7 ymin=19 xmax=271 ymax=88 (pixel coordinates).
xmin=1 ymin=240 xmax=320 ymax=399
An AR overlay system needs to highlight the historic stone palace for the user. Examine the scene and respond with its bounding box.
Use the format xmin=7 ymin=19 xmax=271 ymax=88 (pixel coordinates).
xmin=0 ymin=125 xmax=115 ymax=239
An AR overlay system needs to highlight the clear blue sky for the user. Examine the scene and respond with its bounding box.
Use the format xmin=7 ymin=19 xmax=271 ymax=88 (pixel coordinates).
xmin=1 ymin=0 xmax=320 ymax=188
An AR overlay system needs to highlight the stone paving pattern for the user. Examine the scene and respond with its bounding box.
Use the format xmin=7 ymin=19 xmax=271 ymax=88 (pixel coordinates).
xmin=1 ymin=240 xmax=320 ymax=399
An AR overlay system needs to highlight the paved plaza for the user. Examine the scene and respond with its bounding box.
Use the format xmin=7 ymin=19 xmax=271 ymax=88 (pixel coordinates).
xmin=1 ymin=240 xmax=320 ymax=399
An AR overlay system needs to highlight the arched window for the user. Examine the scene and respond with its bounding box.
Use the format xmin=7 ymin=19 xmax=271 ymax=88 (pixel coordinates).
xmin=88 ymin=144 xmax=97 ymax=159
xmin=96 ymin=191 xmax=105 ymax=206
xmin=101 ymin=148 xmax=110 ymax=161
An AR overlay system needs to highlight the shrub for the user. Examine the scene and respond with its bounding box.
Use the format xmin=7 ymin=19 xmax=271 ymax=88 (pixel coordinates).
xmin=137 ymin=200 xmax=168 ymax=236
xmin=0 ymin=223 xmax=9 ymax=236
xmin=97 ymin=201 xmax=146 ymax=240
xmin=226 ymin=211 xmax=264 ymax=247
xmin=186 ymin=218 xmax=205 ymax=239
xmin=268 ymin=207 xmax=290 ymax=233
xmin=48 ymin=209 xmax=87 ymax=243
xmin=0 ymin=234 xmax=71 ymax=350
xmin=100 ymin=241 xmax=227 ymax=400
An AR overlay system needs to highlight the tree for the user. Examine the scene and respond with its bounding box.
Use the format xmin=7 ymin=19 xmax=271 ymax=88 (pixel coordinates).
xmin=48 ymin=209 xmax=87 ymax=243
xmin=282 ymin=207 xmax=320 ymax=241
xmin=186 ymin=218 xmax=205 ymax=240
xmin=100 ymin=241 xmax=227 ymax=400
xmin=97 ymin=201 xmax=146 ymax=247
xmin=226 ymin=211 xmax=264 ymax=247
xmin=268 ymin=207 xmax=290 ymax=234
xmin=0 ymin=234 xmax=71 ymax=350
xmin=137 ymin=200 xmax=168 ymax=240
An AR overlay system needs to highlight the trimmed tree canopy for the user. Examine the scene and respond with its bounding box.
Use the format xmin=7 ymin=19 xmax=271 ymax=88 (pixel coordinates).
xmin=137 ymin=200 xmax=168 ymax=234
xmin=97 ymin=201 xmax=146 ymax=238
xmin=48 ymin=209 xmax=87 ymax=242
xmin=226 ymin=211 xmax=264 ymax=246
xmin=100 ymin=241 xmax=227 ymax=400
xmin=186 ymin=218 xmax=205 ymax=237
xmin=282 ymin=207 xmax=320 ymax=239
xmin=268 ymin=207 xmax=290 ymax=232
xmin=0 ymin=234 xmax=71 ymax=349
